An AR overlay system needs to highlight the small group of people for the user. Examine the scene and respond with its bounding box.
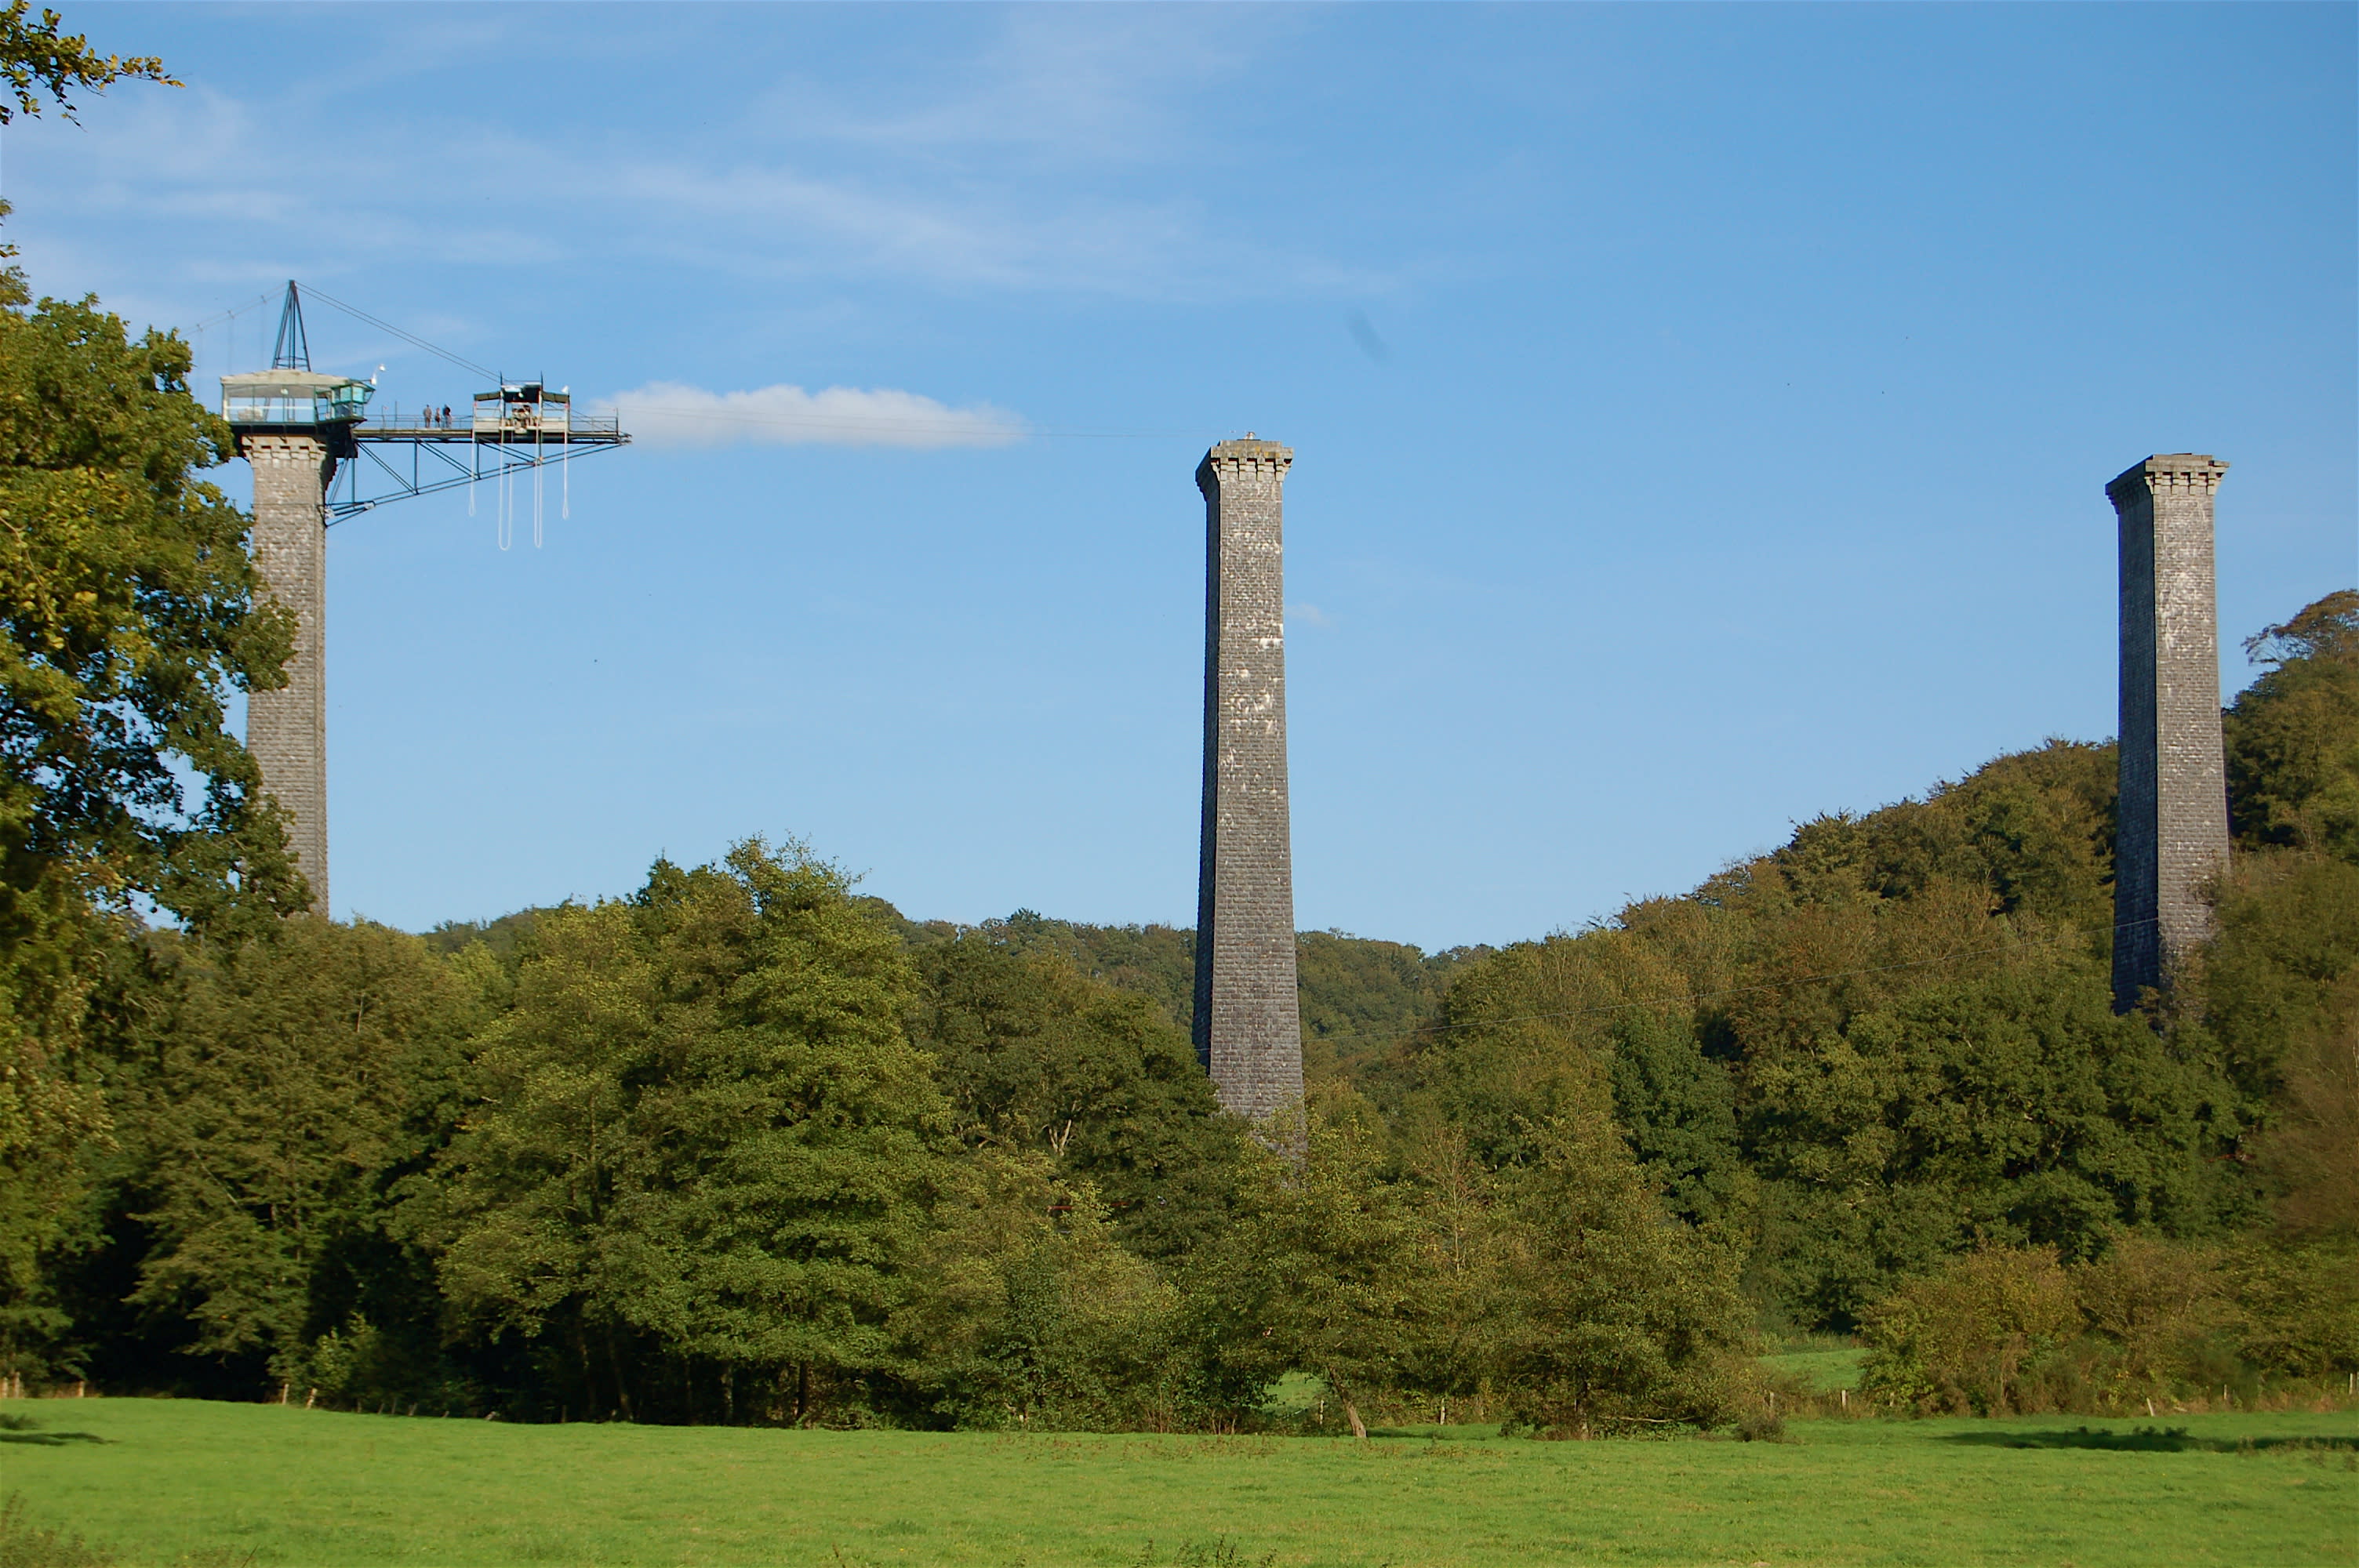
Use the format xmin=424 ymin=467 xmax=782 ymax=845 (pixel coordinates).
xmin=416 ymin=404 xmax=457 ymax=428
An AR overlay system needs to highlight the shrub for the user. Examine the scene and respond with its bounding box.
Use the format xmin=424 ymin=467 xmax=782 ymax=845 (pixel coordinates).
xmin=1858 ymin=1246 xmax=2079 ymax=1414
xmin=2229 ymin=1240 xmax=2359 ymax=1379
xmin=1861 ymin=1232 xmax=2358 ymax=1415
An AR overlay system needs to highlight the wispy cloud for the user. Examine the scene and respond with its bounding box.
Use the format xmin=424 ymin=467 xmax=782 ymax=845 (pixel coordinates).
xmin=759 ymin=9 xmax=1276 ymax=165
xmin=602 ymin=381 xmax=1025 ymax=450
xmin=4 ymin=8 xmax=1405 ymax=325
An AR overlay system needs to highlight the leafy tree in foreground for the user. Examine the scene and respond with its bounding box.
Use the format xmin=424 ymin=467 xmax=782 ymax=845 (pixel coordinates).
xmin=1859 ymin=1231 xmax=2355 ymax=1415
xmin=1857 ymin=1246 xmax=2084 ymax=1415
xmin=425 ymin=844 xmax=950 ymax=1424
xmin=0 ymin=208 xmax=299 ymax=1380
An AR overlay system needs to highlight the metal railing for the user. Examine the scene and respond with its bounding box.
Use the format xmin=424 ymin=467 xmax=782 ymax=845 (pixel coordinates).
xmin=342 ymin=401 xmax=623 ymax=439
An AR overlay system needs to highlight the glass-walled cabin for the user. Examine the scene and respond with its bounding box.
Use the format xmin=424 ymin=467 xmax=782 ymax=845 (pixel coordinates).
xmin=220 ymin=370 xmax=374 ymax=426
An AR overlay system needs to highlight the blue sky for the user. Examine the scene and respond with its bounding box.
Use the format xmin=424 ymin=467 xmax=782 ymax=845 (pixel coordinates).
xmin=5 ymin=3 xmax=2352 ymax=947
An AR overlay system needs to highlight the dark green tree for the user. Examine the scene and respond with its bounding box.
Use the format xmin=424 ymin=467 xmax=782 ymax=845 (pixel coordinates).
xmin=1604 ymin=1008 xmax=1742 ymax=1226
xmin=2226 ymin=590 xmax=2359 ymax=862
xmin=423 ymin=844 xmax=950 ymax=1423
xmin=118 ymin=920 xmax=482 ymax=1392
xmin=909 ymin=930 xmax=1252 ymax=1262
xmin=1747 ymin=962 xmax=2244 ymax=1323
xmin=1489 ymin=1106 xmax=1755 ymax=1436
xmin=1190 ymin=1091 xmax=1429 ymax=1439
xmin=0 ymin=172 xmax=300 ymax=1377
xmin=892 ymin=1149 xmax=1183 ymax=1430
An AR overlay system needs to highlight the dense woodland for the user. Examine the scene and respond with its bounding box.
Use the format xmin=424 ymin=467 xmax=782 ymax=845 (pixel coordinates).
xmin=1 ymin=16 xmax=2354 ymax=1439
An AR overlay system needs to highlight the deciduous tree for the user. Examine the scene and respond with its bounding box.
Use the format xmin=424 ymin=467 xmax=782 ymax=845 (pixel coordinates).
xmin=426 ymin=844 xmax=951 ymax=1422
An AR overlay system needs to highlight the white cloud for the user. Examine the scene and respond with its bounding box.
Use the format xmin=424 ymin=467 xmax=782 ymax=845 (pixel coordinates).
xmin=602 ymin=381 xmax=1025 ymax=451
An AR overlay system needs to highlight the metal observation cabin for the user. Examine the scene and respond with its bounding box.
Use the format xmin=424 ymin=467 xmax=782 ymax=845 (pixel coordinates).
xmin=220 ymin=281 xmax=628 ymax=528
xmin=217 ymin=282 xmax=630 ymax=916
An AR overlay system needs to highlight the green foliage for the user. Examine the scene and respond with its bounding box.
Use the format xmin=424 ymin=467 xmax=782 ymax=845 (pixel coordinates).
xmin=1488 ymin=1107 xmax=1756 ymax=1436
xmin=0 ymin=275 xmax=300 ymax=927
xmin=908 ymin=929 xmax=1252 ymax=1262
xmin=1294 ymin=931 xmax=1474 ymax=1088
xmin=943 ymin=910 xmax=1198 ymax=1032
xmin=419 ymin=908 xmax=540 ymax=969
xmin=892 ymin=1150 xmax=1185 ymax=1430
xmin=1860 ymin=1231 xmax=2357 ymax=1415
xmin=1731 ymin=739 xmax=2119 ymax=934
xmin=1750 ymin=966 xmax=2245 ymax=1322
xmin=1858 ymin=1246 xmax=2085 ymax=1414
xmin=2070 ymin=1232 xmax=2239 ymax=1390
xmin=121 ymin=919 xmax=481 ymax=1386
xmin=2200 ymin=851 xmax=2359 ymax=1103
xmin=2226 ymin=1239 xmax=2359 ymax=1379
xmin=423 ymin=842 xmax=950 ymax=1422
xmin=1404 ymin=923 xmax=1667 ymax=1171
xmin=2227 ymin=590 xmax=2359 ymax=862
xmin=0 ymin=257 xmax=300 ymax=1382
xmin=2249 ymin=1012 xmax=2357 ymax=1243
xmin=1602 ymin=1008 xmax=1741 ymax=1226
xmin=0 ymin=3 xmax=171 ymax=126
xmin=1413 ymin=732 xmax=2257 ymax=1327
xmin=897 ymin=909 xmax=1471 ymax=1098
xmin=1190 ymin=1091 xmax=1430 ymax=1436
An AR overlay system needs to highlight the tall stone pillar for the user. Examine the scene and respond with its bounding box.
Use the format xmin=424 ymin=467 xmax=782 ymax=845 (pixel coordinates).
xmin=1192 ymin=435 xmax=1303 ymax=1120
xmin=242 ymin=434 xmax=336 ymax=913
xmin=2109 ymin=454 xmax=2230 ymax=1011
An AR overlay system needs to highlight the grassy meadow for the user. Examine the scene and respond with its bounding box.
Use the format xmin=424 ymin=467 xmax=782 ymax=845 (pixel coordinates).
xmin=1 ymin=1397 xmax=2352 ymax=1567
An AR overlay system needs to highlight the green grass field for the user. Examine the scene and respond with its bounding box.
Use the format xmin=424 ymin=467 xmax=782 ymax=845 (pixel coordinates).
xmin=1757 ymin=1347 xmax=1867 ymax=1393
xmin=2 ymin=1397 xmax=2351 ymax=1567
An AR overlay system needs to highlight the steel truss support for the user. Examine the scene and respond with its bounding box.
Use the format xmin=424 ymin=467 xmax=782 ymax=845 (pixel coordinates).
xmin=327 ymin=434 xmax=627 ymax=524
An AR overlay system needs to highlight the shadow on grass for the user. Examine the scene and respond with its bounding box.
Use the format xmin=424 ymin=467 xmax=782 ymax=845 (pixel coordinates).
xmin=1945 ymin=1425 xmax=2359 ymax=1454
xmin=0 ymin=1413 xmax=108 ymax=1446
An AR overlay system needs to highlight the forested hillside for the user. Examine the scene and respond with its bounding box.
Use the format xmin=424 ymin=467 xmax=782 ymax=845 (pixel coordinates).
xmin=1 ymin=183 xmax=2352 ymax=1430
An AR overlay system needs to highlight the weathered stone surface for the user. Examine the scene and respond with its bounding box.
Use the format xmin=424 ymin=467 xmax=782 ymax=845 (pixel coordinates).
xmin=2110 ymin=453 xmax=2230 ymax=1011
xmin=242 ymin=433 xmax=335 ymax=914
xmin=1193 ymin=436 xmax=1303 ymax=1120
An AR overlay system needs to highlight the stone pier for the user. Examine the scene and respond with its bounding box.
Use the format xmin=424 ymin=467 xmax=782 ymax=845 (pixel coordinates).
xmin=242 ymin=433 xmax=336 ymax=913
xmin=1192 ymin=435 xmax=1303 ymax=1120
xmin=2109 ymin=453 xmax=2230 ymax=1011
